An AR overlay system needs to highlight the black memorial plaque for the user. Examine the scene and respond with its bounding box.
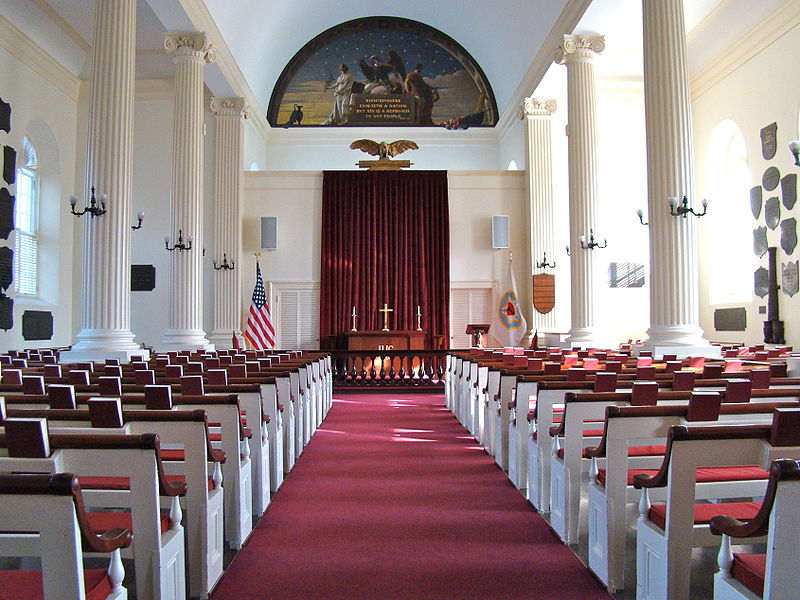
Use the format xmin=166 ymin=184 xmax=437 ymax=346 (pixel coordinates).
xmin=0 ymin=97 xmax=9 ymax=133
xmin=0 ymin=246 xmax=12 ymax=292
xmin=760 ymin=122 xmax=777 ymax=160
xmin=782 ymin=174 xmax=797 ymax=210
xmin=713 ymin=307 xmax=747 ymax=332
xmin=754 ymin=266 xmax=769 ymax=298
xmin=3 ymin=146 xmax=15 ymax=185
xmin=782 ymin=261 xmax=799 ymax=297
xmin=750 ymin=186 xmax=763 ymax=219
xmin=753 ymin=226 xmax=768 ymax=257
xmin=0 ymin=187 xmax=14 ymax=239
xmin=0 ymin=295 xmax=12 ymax=330
xmin=131 ymin=264 xmax=156 ymax=291
xmin=765 ymin=196 xmax=780 ymax=230
xmin=762 ymin=167 xmax=780 ymax=191
xmin=781 ymin=218 xmax=797 ymax=255
xmin=22 ymin=310 xmax=52 ymax=340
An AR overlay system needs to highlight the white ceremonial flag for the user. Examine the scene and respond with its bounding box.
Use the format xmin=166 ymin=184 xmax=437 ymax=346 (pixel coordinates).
xmin=488 ymin=258 xmax=528 ymax=347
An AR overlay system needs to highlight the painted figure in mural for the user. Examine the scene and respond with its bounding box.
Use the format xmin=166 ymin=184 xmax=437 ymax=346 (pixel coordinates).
xmin=323 ymin=64 xmax=354 ymax=125
xmin=404 ymin=64 xmax=437 ymax=126
xmin=360 ymin=51 xmax=406 ymax=94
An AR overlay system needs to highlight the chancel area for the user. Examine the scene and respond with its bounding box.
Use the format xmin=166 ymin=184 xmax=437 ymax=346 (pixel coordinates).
xmin=1 ymin=1 xmax=800 ymax=599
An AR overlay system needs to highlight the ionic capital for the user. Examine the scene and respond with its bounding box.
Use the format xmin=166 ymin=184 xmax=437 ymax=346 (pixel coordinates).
xmin=164 ymin=32 xmax=215 ymax=63
xmin=210 ymin=97 xmax=250 ymax=119
xmin=555 ymin=34 xmax=605 ymax=65
xmin=522 ymin=97 xmax=557 ymax=118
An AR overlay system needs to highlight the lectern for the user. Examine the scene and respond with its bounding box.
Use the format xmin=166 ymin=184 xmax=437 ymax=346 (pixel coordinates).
xmin=465 ymin=324 xmax=490 ymax=348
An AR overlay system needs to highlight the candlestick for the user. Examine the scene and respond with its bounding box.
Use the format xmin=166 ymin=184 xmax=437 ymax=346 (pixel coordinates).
xmin=351 ymin=310 xmax=357 ymax=332
xmin=352 ymin=305 xmax=356 ymax=317
xmin=416 ymin=312 xmax=422 ymax=332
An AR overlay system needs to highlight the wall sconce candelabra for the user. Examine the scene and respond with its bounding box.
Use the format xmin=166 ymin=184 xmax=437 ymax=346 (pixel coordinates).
xmin=790 ymin=141 xmax=800 ymax=166
xmin=69 ymin=186 xmax=107 ymax=218
xmin=213 ymin=253 xmax=235 ymax=270
xmin=565 ymin=245 xmax=570 ymax=257
xmin=131 ymin=211 xmax=144 ymax=230
xmin=536 ymin=252 xmax=556 ymax=269
xmin=636 ymin=209 xmax=649 ymax=226
xmin=165 ymin=229 xmax=193 ymax=252
xmin=579 ymin=229 xmax=607 ymax=250
xmin=668 ymin=195 xmax=707 ymax=218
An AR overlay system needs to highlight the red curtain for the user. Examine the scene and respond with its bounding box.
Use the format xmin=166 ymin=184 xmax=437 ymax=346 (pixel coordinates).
xmin=320 ymin=170 xmax=450 ymax=349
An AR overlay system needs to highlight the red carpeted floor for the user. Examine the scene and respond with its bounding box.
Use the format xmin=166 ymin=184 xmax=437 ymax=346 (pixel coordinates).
xmin=210 ymin=392 xmax=612 ymax=599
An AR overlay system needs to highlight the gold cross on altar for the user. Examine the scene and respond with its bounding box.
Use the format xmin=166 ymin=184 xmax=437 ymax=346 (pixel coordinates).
xmin=379 ymin=303 xmax=393 ymax=331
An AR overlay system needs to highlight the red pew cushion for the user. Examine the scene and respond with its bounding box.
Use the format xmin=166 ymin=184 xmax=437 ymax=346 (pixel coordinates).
xmin=594 ymin=464 xmax=766 ymax=487
xmin=732 ymin=553 xmax=766 ymax=598
xmin=0 ymin=569 xmax=111 ymax=600
xmin=647 ymin=501 xmax=761 ymax=530
xmin=87 ymin=511 xmax=171 ymax=535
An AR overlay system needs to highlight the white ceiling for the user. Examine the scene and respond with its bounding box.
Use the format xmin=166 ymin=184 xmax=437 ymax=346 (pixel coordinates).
xmin=0 ymin=0 xmax=787 ymax=118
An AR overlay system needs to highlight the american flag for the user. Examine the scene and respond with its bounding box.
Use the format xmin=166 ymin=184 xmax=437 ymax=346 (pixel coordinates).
xmin=244 ymin=262 xmax=276 ymax=349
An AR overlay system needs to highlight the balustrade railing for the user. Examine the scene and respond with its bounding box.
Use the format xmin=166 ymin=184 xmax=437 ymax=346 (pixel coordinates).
xmin=330 ymin=350 xmax=448 ymax=387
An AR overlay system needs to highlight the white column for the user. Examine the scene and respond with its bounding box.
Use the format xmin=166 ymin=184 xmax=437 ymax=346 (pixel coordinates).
xmin=208 ymin=97 xmax=248 ymax=349
xmin=642 ymin=0 xmax=710 ymax=354
xmin=523 ymin=97 xmax=559 ymax=340
xmin=556 ymin=35 xmax=605 ymax=348
xmin=62 ymin=0 xmax=146 ymax=363
xmin=160 ymin=33 xmax=214 ymax=351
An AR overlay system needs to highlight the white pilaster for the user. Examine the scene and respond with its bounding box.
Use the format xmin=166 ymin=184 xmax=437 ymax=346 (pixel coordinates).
xmin=61 ymin=0 xmax=146 ymax=363
xmin=208 ymin=97 xmax=248 ymax=349
xmin=160 ymin=32 xmax=214 ymax=351
xmin=523 ymin=97 xmax=559 ymax=339
xmin=556 ymin=35 xmax=605 ymax=348
xmin=642 ymin=0 xmax=709 ymax=350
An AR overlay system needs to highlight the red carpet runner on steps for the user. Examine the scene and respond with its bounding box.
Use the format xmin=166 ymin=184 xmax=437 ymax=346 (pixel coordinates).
xmin=210 ymin=393 xmax=612 ymax=600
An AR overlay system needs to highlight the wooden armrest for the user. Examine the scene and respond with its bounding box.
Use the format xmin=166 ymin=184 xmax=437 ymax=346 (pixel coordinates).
xmin=153 ymin=438 xmax=188 ymax=497
xmin=549 ymin=421 xmax=564 ymax=436
xmin=583 ymin=405 xmax=616 ymax=458
xmin=0 ymin=473 xmax=133 ymax=553
xmin=710 ymin=459 xmax=800 ymax=538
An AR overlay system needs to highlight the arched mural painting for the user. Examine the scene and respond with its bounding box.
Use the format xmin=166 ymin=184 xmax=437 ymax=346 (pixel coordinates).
xmin=268 ymin=16 xmax=498 ymax=129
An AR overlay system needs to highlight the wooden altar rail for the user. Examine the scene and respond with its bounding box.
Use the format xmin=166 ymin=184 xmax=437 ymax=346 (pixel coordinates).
xmin=330 ymin=350 xmax=448 ymax=388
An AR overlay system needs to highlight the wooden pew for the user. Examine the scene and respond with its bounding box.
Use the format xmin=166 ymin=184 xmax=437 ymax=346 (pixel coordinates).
xmin=0 ymin=472 xmax=131 ymax=600
xmin=0 ymin=409 xmax=224 ymax=600
xmin=583 ymin=400 xmax=800 ymax=592
xmin=632 ymin=415 xmax=800 ymax=600
xmin=710 ymin=458 xmax=800 ymax=600
xmin=0 ymin=430 xmax=185 ymax=600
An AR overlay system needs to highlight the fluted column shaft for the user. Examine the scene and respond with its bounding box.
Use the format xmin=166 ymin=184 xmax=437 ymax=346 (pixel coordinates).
xmin=65 ymin=0 xmax=141 ymax=360
xmin=209 ymin=98 xmax=248 ymax=349
xmin=556 ymin=35 xmax=605 ymax=347
xmin=642 ymin=0 xmax=707 ymax=348
xmin=524 ymin=97 xmax=558 ymax=335
xmin=160 ymin=33 xmax=214 ymax=350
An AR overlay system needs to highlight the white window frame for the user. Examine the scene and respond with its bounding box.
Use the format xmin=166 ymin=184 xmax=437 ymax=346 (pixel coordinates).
xmin=14 ymin=137 xmax=39 ymax=297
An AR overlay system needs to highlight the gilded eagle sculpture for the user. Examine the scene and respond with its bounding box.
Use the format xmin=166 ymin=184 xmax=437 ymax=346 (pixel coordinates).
xmin=350 ymin=139 xmax=418 ymax=170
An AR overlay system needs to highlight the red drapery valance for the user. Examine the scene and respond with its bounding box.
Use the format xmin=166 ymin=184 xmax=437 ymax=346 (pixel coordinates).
xmin=320 ymin=170 xmax=450 ymax=348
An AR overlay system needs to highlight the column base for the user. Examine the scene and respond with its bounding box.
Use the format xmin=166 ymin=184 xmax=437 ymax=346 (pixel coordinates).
xmin=564 ymin=327 xmax=607 ymax=349
xmin=208 ymin=330 xmax=243 ymax=350
xmin=641 ymin=324 xmax=717 ymax=358
xmin=158 ymin=329 xmax=215 ymax=353
xmin=61 ymin=329 xmax=149 ymax=363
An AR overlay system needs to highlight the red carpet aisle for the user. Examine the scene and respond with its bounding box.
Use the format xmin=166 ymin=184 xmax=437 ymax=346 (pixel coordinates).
xmin=210 ymin=393 xmax=612 ymax=600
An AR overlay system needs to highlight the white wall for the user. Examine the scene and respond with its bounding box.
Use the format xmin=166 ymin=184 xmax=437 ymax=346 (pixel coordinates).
xmin=693 ymin=21 xmax=800 ymax=346
xmin=0 ymin=37 xmax=78 ymax=351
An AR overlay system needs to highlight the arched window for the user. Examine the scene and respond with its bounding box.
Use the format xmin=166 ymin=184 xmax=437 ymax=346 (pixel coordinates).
xmin=15 ymin=136 xmax=39 ymax=296
xmin=706 ymin=120 xmax=750 ymax=304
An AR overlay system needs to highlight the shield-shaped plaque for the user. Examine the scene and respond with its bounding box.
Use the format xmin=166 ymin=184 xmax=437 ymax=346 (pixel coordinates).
xmin=760 ymin=122 xmax=778 ymax=160
xmin=782 ymin=261 xmax=799 ymax=297
xmin=0 ymin=246 xmax=12 ymax=292
xmin=3 ymin=146 xmax=15 ymax=185
xmin=782 ymin=174 xmax=797 ymax=210
xmin=765 ymin=197 xmax=780 ymax=230
xmin=763 ymin=167 xmax=780 ymax=191
xmin=781 ymin=218 xmax=798 ymax=255
xmin=750 ymin=186 xmax=763 ymax=219
xmin=0 ymin=188 xmax=14 ymax=240
xmin=754 ymin=266 xmax=769 ymax=298
xmin=753 ymin=226 xmax=768 ymax=258
xmin=0 ymin=97 xmax=9 ymax=134
xmin=532 ymin=273 xmax=555 ymax=314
